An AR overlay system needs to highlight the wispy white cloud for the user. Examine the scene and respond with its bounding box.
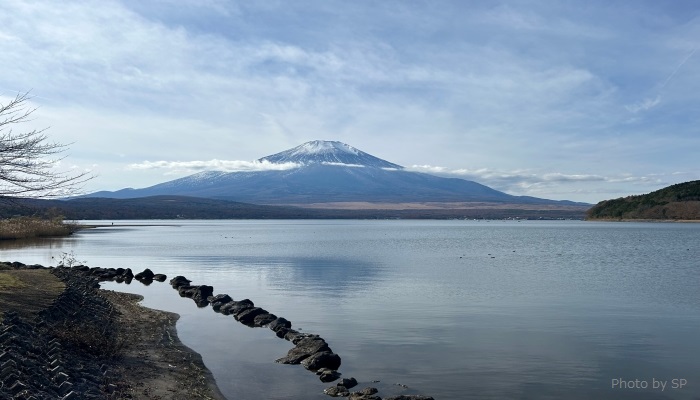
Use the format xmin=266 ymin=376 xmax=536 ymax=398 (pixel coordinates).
xmin=625 ymin=96 xmax=661 ymax=113
xmin=321 ymin=162 xmax=364 ymax=167
xmin=407 ymin=164 xmax=668 ymax=200
xmin=127 ymin=159 xmax=300 ymax=173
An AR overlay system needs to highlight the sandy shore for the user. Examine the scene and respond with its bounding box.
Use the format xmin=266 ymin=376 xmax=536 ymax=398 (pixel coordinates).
xmin=0 ymin=265 xmax=226 ymax=399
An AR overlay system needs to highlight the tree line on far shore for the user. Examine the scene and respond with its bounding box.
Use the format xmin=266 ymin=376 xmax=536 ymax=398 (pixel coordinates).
xmin=586 ymin=180 xmax=700 ymax=220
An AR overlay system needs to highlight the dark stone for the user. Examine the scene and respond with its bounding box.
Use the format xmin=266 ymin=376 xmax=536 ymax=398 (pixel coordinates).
xmin=192 ymin=285 xmax=214 ymax=306
xmin=269 ymin=317 xmax=292 ymax=332
xmin=176 ymin=285 xmax=214 ymax=306
xmin=134 ymin=268 xmax=155 ymax=280
xmin=115 ymin=268 xmax=125 ymax=275
xmin=275 ymin=327 xmax=290 ymax=338
xmin=283 ymin=331 xmax=319 ymax=344
xmin=283 ymin=329 xmax=302 ymax=342
xmin=320 ymin=370 xmax=342 ymax=382
xmin=349 ymin=394 xmax=381 ymax=400
xmin=357 ymin=387 xmax=378 ymax=395
xmin=338 ymin=377 xmax=358 ymax=389
xmin=253 ymin=313 xmax=277 ymax=327
xmin=152 ymin=274 xmax=167 ymax=282
xmin=220 ymin=299 xmax=255 ymax=315
xmin=139 ymin=278 xmax=153 ymax=286
xmin=124 ymin=268 xmax=134 ymax=278
xmin=275 ymin=337 xmax=330 ymax=364
xmin=301 ymin=351 xmax=341 ymax=371
xmin=169 ymin=275 xmax=191 ymax=288
xmin=218 ymin=302 xmax=235 ymax=315
xmin=209 ymin=294 xmax=233 ymax=312
xmin=229 ymin=299 xmax=254 ymax=314
xmin=349 ymin=387 xmax=380 ymax=399
xmin=235 ymin=307 xmax=268 ymax=325
xmin=209 ymin=294 xmax=233 ymax=303
xmin=178 ymin=285 xmax=196 ymax=297
xmin=324 ymin=386 xmax=349 ymax=397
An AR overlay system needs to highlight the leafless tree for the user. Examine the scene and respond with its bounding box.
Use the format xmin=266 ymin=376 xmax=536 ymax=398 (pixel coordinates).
xmin=1 ymin=92 xmax=92 ymax=199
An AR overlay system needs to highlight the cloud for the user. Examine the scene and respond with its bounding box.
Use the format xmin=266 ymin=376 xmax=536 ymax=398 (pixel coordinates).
xmin=625 ymin=96 xmax=661 ymax=113
xmin=127 ymin=159 xmax=300 ymax=173
xmin=321 ymin=162 xmax=364 ymax=167
xmin=407 ymin=164 xmax=665 ymax=199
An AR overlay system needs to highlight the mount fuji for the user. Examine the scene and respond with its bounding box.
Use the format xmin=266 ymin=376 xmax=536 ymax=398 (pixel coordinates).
xmin=88 ymin=140 xmax=582 ymax=206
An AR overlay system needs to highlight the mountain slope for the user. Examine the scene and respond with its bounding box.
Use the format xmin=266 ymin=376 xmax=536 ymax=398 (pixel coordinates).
xmin=586 ymin=180 xmax=700 ymax=220
xmin=88 ymin=140 xmax=585 ymax=206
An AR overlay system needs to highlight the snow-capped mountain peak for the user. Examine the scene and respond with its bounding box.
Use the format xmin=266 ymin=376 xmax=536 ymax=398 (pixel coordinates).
xmin=258 ymin=140 xmax=403 ymax=169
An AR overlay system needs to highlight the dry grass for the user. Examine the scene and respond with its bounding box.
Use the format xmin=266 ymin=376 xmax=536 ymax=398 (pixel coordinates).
xmin=0 ymin=272 xmax=27 ymax=290
xmin=0 ymin=269 xmax=65 ymax=318
xmin=0 ymin=216 xmax=79 ymax=240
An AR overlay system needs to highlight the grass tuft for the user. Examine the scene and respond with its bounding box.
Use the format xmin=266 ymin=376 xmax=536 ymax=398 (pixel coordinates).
xmin=0 ymin=216 xmax=80 ymax=240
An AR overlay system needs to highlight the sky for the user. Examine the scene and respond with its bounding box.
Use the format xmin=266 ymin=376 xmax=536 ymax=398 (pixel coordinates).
xmin=1 ymin=0 xmax=699 ymax=203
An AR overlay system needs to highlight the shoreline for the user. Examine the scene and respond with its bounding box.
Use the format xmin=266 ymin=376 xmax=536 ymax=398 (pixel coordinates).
xmin=0 ymin=264 xmax=226 ymax=399
xmin=102 ymin=290 xmax=226 ymax=400
xmin=1 ymin=262 xmax=436 ymax=400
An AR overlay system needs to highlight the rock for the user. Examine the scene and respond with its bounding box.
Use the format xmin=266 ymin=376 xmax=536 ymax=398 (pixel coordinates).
xmin=253 ymin=313 xmax=277 ymax=327
xmin=235 ymin=307 xmax=268 ymax=325
xmin=134 ymin=268 xmax=155 ymax=280
xmin=283 ymin=329 xmax=302 ymax=342
xmin=192 ymin=285 xmax=214 ymax=306
xmin=229 ymin=299 xmax=255 ymax=314
xmin=349 ymin=387 xmax=380 ymax=399
xmin=301 ymin=351 xmax=341 ymax=371
xmin=169 ymin=275 xmax=191 ymax=288
xmin=152 ymin=274 xmax=167 ymax=282
xmin=275 ymin=337 xmax=330 ymax=364
xmin=220 ymin=299 xmax=254 ymax=315
xmin=349 ymin=393 xmax=381 ymax=400
xmin=209 ymin=294 xmax=233 ymax=312
xmin=357 ymin=387 xmax=378 ymax=395
xmin=275 ymin=327 xmax=290 ymax=338
xmin=177 ymin=285 xmax=214 ymax=306
xmin=177 ymin=285 xmax=196 ymax=297
xmin=288 ymin=332 xmax=320 ymax=345
xmin=338 ymin=377 xmax=358 ymax=389
xmin=268 ymin=317 xmax=292 ymax=332
xmin=218 ymin=302 xmax=235 ymax=315
xmin=124 ymin=268 xmax=134 ymax=278
xmin=209 ymin=294 xmax=233 ymax=303
xmin=320 ymin=370 xmax=342 ymax=382
xmin=324 ymin=386 xmax=350 ymax=397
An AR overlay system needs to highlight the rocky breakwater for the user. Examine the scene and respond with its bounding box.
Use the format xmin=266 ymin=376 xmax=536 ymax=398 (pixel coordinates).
xmin=167 ymin=274 xmax=435 ymax=400
xmin=26 ymin=263 xmax=436 ymax=400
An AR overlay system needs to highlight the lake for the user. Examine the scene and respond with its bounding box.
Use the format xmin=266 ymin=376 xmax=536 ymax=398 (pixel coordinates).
xmin=1 ymin=220 xmax=699 ymax=399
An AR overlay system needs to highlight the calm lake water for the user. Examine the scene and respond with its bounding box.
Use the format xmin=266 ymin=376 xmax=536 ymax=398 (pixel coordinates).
xmin=2 ymin=220 xmax=699 ymax=399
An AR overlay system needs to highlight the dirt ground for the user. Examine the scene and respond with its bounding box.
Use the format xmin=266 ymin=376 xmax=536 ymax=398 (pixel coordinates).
xmin=0 ymin=268 xmax=226 ymax=400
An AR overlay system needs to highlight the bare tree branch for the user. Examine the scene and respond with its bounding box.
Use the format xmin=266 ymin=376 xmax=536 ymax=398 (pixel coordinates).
xmin=0 ymin=92 xmax=94 ymax=200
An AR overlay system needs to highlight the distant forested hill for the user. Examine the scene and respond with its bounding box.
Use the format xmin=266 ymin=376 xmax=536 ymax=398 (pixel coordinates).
xmin=587 ymin=180 xmax=700 ymax=220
